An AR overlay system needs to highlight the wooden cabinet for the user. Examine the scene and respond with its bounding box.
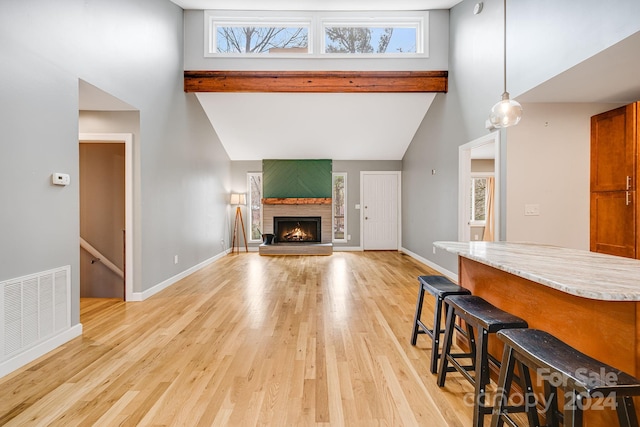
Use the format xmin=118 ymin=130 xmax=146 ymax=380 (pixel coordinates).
xmin=590 ymin=190 xmax=636 ymax=257
xmin=590 ymin=102 xmax=639 ymax=258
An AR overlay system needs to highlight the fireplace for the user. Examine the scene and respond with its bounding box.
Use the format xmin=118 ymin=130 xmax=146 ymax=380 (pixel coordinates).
xmin=260 ymin=201 xmax=332 ymax=255
xmin=274 ymin=216 xmax=321 ymax=243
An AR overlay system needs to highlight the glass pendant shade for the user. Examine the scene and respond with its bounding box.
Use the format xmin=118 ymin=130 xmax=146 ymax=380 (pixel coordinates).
xmin=489 ymin=92 xmax=523 ymax=128
xmin=489 ymin=0 xmax=523 ymax=129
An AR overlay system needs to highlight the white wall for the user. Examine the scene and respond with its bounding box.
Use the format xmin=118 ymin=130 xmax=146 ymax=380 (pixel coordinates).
xmin=506 ymin=103 xmax=623 ymax=249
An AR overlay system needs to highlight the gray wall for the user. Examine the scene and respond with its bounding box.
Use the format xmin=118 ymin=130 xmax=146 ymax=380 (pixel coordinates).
xmin=333 ymin=160 xmax=403 ymax=248
xmin=231 ymin=160 xmax=401 ymax=248
xmin=509 ymin=0 xmax=640 ymax=99
xmin=4 ymin=0 xmax=638 ymax=367
xmin=230 ymin=160 xmax=262 ymax=248
xmin=1 ymin=0 xmax=230 ymax=327
xmin=79 ymin=111 xmax=143 ymax=292
xmin=403 ymin=0 xmax=507 ymax=273
xmin=402 ymin=0 xmax=640 ymax=274
xmin=183 ymin=10 xmax=450 ymax=71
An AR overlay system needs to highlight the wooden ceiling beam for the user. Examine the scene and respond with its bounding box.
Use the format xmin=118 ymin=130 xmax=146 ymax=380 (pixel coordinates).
xmin=184 ymin=70 xmax=448 ymax=93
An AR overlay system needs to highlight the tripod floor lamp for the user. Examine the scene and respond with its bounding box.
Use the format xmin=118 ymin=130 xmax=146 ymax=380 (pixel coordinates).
xmin=230 ymin=193 xmax=248 ymax=253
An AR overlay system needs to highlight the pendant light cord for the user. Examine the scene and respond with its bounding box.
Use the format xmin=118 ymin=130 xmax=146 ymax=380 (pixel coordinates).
xmin=490 ymin=0 xmax=522 ymax=127
xmin=502 ymin=0 xmax=507 ymax=95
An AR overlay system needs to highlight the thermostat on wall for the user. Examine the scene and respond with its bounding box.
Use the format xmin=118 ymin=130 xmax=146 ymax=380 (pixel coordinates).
xmin=52 ymin=173 xmax=70 ymax=186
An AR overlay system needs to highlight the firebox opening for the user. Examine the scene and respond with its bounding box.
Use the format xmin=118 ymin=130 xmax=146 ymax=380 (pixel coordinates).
xmin=274 ymin=216 xmax=321 ymax=243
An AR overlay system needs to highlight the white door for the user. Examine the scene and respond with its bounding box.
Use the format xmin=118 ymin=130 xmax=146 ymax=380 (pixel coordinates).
xmin=362 ymin=172 xmax=400 ymax=250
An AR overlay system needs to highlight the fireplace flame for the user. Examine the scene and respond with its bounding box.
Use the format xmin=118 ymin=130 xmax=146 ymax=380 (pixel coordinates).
xmin=283 ymin=222 xmax=309 ymax=241
xmin=274 ymin=216 xmax=320 ymax=243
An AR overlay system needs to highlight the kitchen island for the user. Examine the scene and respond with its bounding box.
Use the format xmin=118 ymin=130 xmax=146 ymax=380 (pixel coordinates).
xmin=434 ymin=241 xmax=640 ymax=425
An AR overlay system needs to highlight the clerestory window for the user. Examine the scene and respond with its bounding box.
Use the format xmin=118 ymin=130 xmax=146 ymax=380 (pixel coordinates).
xmin=321 ymin=19 xmax=421 ymax=55
xmin=205 ymin=11 xmax=428 ymax=58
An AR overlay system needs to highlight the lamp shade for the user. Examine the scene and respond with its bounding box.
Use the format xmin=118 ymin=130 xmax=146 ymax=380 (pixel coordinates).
xmin=230 ymin=193 xmax=246 ymax=205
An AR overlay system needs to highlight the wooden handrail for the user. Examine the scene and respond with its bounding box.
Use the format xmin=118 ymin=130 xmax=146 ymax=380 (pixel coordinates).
xmin=80 ymin=237 xmax=124 ymax=279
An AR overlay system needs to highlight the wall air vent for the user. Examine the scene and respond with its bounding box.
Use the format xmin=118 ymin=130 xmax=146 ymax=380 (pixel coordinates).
xmin=1 ymin=266 xmax=71 ymax=361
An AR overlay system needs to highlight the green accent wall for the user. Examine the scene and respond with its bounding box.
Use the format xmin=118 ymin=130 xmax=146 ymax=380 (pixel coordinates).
xmin=263 ymin=159 xmax=332 ymax=198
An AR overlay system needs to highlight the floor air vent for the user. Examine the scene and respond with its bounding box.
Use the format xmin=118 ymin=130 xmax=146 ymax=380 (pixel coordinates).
xmin=1 ymin=266 xmax=71 ymax=361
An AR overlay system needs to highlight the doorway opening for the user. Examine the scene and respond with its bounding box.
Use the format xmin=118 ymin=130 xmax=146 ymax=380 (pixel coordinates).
xmin=458 ymin=131 xmax=500 ymax=242
xmin=79 ymin=133 xmax=133 ymax=301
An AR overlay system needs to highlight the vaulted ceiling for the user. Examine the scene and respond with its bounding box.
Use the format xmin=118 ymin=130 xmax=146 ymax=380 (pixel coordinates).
xmin=184 ymin=71 xmax=446 ymax=160
xmin=196 ymin=92 xmax=437 ymax=160
xmin=169 ymin=0 xmax=461 ymax=161
xmin=79 ymin=1 xmax=640 ymax=161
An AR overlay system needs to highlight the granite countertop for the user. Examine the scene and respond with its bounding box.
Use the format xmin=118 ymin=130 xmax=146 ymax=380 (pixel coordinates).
xmin=433 ymin=241 xmax=640 ymax=301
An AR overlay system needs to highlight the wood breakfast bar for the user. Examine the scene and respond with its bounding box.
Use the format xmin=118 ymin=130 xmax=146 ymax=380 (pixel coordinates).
xmin=434 ymin=241 xmax=640 ymax=426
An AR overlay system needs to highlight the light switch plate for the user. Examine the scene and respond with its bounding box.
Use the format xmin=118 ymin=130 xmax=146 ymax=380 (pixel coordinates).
xmin=524 ymin=204 xmax=540 ymax=216
xmin=52 ymin=173 xmax=70 ymax=186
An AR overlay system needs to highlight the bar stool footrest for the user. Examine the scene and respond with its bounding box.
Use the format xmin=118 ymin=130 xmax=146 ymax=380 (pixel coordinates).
xmin=493 ymin=328 xmax=640 ymax=427
xmin=411 ymin=275 xmax=471 ymax=375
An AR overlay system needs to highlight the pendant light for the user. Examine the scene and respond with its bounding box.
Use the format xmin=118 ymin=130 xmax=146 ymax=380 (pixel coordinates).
xmin=489 ymin=0 xmax=522 ymax=128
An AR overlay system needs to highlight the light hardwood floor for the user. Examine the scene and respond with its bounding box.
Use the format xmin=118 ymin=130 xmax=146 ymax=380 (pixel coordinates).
xmin=0 ymin=252 xmax=479 ymax=426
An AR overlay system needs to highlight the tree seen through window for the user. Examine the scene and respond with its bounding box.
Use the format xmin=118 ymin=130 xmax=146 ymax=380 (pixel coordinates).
xmin=217 ymin=26 xmax=308 ymax=53
xmin=333 ymin=174 xmax=345 ymax=240
xmin=471 ymin=177 xmax=487 ymax=222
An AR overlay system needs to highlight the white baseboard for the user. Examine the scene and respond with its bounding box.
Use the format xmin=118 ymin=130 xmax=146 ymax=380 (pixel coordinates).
xmin=236 ymin=246 xmax=259 ymax=252
xmin=333 ymin=246 xmax=363 ymax=251
xmin=0 ymin=323 xmax=83 ymax=379
xmin=131 ymin=247 xmax=457 ymax=301
xmin=132 ymin=251 xmax=228 ymax=301
xmin=400 ymin=247 xmax=458 ymax=283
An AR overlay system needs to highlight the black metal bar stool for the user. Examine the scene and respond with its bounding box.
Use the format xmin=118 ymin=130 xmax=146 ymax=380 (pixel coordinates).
xmin=410 ymin=275 xmax=471 ymax=373
xmin=492 ymin=328 xmax=640 ymax=427
xmin=437 ymin=295 xmax=529 ymax=427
